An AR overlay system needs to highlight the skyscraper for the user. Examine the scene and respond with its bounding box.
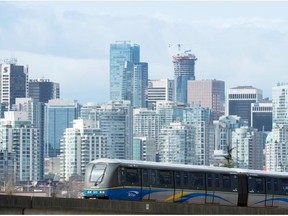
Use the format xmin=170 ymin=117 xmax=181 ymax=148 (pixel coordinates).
xmin=265 ymin=125 xmax=288 ymax=172
xmin=173 ymin=52 xmax=197 ymax=104
xmin=159 ymin=122 xmax=195 ymax=165
xmin=132 ymin=137 xmax=156 ymax=161
xmin=0 ymin=59 xmax=28 ymax=110
xmin=15 ymin=97 xmax=45 ymax=179
xmin=133 ymin=63 xmax=148 ymax=108
xmin=187 ymin=79 xmax=225 ymax=120
xmin=147 ymin=79 xmax=174 ymax=110
xmin=0 ymin=111 xmax=40 ymax=181
xmin=133 ymin=108 xmax=160 ymax=150
xmin=227 ymin=86 xmax=263 ymax=126
xmin=44 ymin=99 xmax=81 ymax=157
xmin=60 ymin=119 xmax=107 ymax=180
xmin=272 ymin=83 xmax=288 ymax=126
xmin=183 ymin=104 xmax=213 ymax=166
xmin=110 ymin=41 xmax=140 ymax=101
xmin=251 ymin=99 xmax=272 ymax=132
xmin=232 ymin=126 xmax=264 ymax=170
xmin=28 ymin=78 xmax=60 ymax=103
xmin=96 ymin=100 xmax=132 ymax=159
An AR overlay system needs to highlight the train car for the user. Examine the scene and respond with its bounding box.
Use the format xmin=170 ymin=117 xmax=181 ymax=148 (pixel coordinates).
xmin=82 ymin=158 xmax=288 ymax=208
xmin=244 ymin=169 xmax=288 ymax=208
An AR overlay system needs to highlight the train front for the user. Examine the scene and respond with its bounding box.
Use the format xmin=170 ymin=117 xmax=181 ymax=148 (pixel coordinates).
xmin=83 ymin=161 xmax=111 ymax=199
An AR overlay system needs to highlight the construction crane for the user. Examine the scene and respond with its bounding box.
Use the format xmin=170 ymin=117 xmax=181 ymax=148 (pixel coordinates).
xmin=168 ymin=43 xmax=183 ymax=52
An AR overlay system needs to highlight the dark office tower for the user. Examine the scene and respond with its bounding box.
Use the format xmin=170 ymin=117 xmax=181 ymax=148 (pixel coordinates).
xmin=110 ymin=41 xmax=140 ymax=101
xmin=28 ymin=78 xmax=60 ymax=103
xmin=0 ymin=59 xmax=28 ymax=110
xmin=133 ymin=63 xmax=148 ymax=108
xmin=251 ymin=99 xmax=272 ymax=132
xmin=228 ymin=86 xmax=263 ymax=126
xmin=173 ymin=51 xmax=197 ymax=104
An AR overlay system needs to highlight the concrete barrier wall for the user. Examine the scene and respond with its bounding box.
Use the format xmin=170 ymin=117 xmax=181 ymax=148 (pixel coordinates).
xmin=1 ymin=195 xmax=288 ymax=214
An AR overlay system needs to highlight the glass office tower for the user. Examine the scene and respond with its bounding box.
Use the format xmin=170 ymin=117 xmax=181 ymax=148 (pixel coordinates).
xmin=110 ymin=41 xmax=140 ymax=101
xmin=44 ymin=99 xmax=80 ymax=157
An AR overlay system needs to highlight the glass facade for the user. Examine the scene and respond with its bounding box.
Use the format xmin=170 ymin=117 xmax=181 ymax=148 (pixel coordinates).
xmin=110 ymin=41 xmax=140 ymax=101
xmin=28 ymin=79 xmax=59 ymax=103
xmin=173 ymin=54 xmax=196 ymax=104
xmin=133 ymin=63 xmax=148 ymax=108
xmin=44 ymin=99 xmax=80 ymax=157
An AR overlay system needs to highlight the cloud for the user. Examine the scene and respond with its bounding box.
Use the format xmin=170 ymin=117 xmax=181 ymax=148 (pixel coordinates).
xmin=0 ymin=50 xmax=109 ymax=104
xmin=1 ymin=1 xmax=288 ymax=103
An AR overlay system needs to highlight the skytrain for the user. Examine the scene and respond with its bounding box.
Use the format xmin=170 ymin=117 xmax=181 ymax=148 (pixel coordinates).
xmin=83 ymin=158 xmax=288 ymax=208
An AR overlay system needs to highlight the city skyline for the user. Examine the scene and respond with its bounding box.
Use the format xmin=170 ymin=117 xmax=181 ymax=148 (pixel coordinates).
xmin=1 ymin=1 xmax=288 ymax=104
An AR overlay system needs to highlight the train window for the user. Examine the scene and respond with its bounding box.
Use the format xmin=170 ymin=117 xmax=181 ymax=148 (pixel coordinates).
xmin=215 ymin=174 xmax=220 ymax=188
xmin=159 ymin=170 xmax=172 ymax=187
xmin=175 ymin=171 xmax=181 ymax=187
xmin=222 ymin=174 xmax=231 ymax=190
xmin=266 ymin=178 xmax=273 ymax=194
xmin=207 ymin=173 xmax=213 ymax=189
xmin=255 ymin=178 xmax=264 ymax=193
xmin=248 ymin=177 xmax=264 ymax=194
xmin=150 ymin=169 xmax=157 ymax=186
xmin=274 ymin=178 xmax=279 ymax=193
xmin=90 ymin=164 xmax=107 ymax=183
xmin=142 ymin=169 xmax=149 ymax=186
xmin=191 ymin=173 xmax=205 ymax=190
xmin=279 ymin=179 xmax=288 ymax=195
xmin=183 ymin=172 xmax=189 ymax=188
xmin=125 ymin=168 xmax=140 ymax=186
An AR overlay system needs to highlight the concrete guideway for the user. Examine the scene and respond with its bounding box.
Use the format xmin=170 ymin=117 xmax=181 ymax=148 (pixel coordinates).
xmin=1 ymin=195 xmax=288 ymax=215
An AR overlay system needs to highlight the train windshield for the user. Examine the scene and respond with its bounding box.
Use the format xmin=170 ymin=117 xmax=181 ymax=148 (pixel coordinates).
xmin=90 ymin=163 xmax=107 ymax=185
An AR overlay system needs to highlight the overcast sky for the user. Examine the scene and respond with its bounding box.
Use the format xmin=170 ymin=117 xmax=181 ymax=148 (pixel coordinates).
xmin=0 ymin=1 xmax=288 ymax=104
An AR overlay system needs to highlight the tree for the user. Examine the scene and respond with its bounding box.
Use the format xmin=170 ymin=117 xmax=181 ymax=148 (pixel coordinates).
xmin=5 ymin=179 xmax=14 ymax=195
xmin=223 ymin=143 xmax=235 ymax=168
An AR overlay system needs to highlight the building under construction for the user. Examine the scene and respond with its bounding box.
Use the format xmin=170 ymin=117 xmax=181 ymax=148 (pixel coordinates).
xmin=173 ymin=51 xmax=197 ymax=104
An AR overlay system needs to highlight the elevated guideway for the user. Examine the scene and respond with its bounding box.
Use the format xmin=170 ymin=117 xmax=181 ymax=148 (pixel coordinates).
xmin=0 ymin=195 xmax=288 ymax=214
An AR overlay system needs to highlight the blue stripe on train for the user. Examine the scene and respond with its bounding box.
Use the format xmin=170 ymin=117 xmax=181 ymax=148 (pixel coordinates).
xmin=84 ymin=187 xmax=233 ymax=205
xmin=254 ymin=197 xmax=288 ymax=205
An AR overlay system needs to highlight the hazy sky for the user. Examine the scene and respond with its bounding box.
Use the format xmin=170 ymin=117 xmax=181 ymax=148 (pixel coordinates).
xmin=0 ymin=1 xmax=288 ymax=104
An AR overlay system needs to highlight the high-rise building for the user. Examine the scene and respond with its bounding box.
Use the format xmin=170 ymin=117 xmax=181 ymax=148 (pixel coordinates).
xmin=44 ymin=99 xmax=81 ymax=157
xmin=265 ymin=125 xmax=288 ymax=172
xmin=110 ymin=41 xmax=140 ymax=101
xmin=183 ymin=104 xmax=213 ymax=166
xmin=173 ymin=52 xmax=197 ymax=104
xmin=272 ymin=83 xmax=288 ymax=126
xmin=156 ymin=101 xmax=185 ymax=128
xmin=0 ymin=150 xmax=16 ymax=185
xmin=0 ymin=111 xmax=40 ymax=181
xmin=15 ymin=97 xmax=45 ymax=179
xmin=147 ymin=79 xmax=174 ymax=110
xmin=227 ymin=86 xmax=263 ymax=126
xmin=0 ymin=59 xmax=28 ymax=110
xmin=251 ymin=99 xmax=272 ymax=132
xmin=133 ymin=63 xmax=148 ymax=108
xmin=60 ymin=119 xmax=107 ymax=180
xmin=187 ymin=79 xmax=225 ymax=120
xmin=159 ymin=122 xmax=195 ymax=165
xmin=213 ymin=115 xmax=247 ymax=166
xmin=96 ymin=100 xmax=132 ymax=159
xmin=133 ymin=108 xmax=160 ymax=150
xmin=232 ymin=126 xmax=264 ymax=170
xmin=132 ymin=137 xmax=156 ymax=161
xmin=28 ymin=78 xmax=60 ymax=103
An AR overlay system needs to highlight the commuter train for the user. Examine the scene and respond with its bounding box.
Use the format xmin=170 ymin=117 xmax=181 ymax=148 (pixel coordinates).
xmin=83 ymin=158 xmax=288 ymax=208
